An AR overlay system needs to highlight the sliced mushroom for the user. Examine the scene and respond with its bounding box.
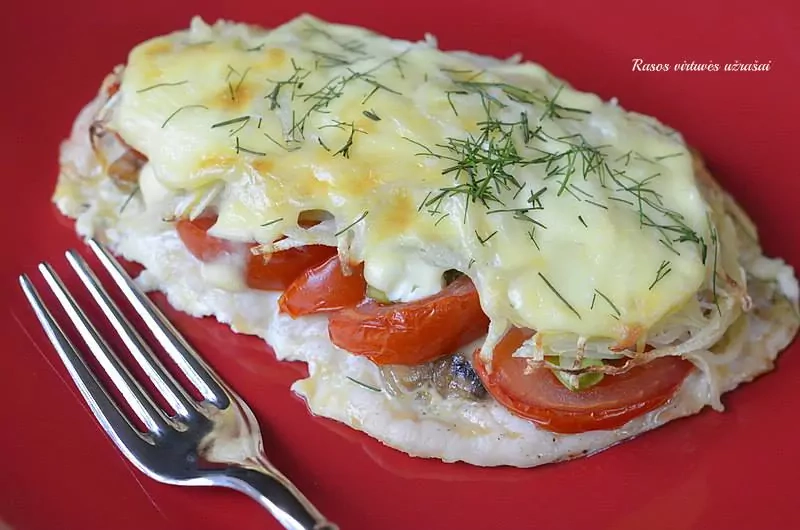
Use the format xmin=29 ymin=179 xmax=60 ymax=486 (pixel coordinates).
xmin=380 ymin=353 xmax=486 ymax=401
xmin=431 ymin=353 xmax=487 ymax=400
xmin=89 ymin=67 xmax=148 ymax=189
xmin=90 ymin=122 xmax=147 ymax=189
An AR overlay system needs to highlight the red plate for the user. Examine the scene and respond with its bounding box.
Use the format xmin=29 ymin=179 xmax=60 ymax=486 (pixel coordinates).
xmin=2 ymin=1 xmax=799 ymax=529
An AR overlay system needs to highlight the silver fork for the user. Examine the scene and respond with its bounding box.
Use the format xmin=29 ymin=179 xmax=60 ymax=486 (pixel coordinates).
xmin=19 ymin=239 xmax=337 ymax=530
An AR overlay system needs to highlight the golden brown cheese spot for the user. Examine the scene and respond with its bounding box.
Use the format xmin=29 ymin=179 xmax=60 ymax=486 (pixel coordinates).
xmin=354 ymin=117 xmax=378 ymax=134
xmin=207 ymin=82 xmax=257 ymax=111
xmin=262 ymin=47 xmax=287 ymax=69
xmin=267 ymin=166 xmax=330 ymax=199
xmin=197 ymin=154 xmax=238 ymax=171
xmin=375 ymin=189 xmax=416 ymax=235
xmin=248 ymin=158 xmax=274 ymax=175
xmin=189 ymin=153 xmax=243 ymax=187
xmin=334 ymin=166 xmax=381 ymax=196
xmin=130 ymin=39 xmax=175 ymax=79
xmin=139 ymin=38 xmax=174 ymax=57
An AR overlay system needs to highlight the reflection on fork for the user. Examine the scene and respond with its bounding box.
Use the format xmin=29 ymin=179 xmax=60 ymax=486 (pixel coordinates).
xmin=19 ymin=239 xmax=337 ymax=530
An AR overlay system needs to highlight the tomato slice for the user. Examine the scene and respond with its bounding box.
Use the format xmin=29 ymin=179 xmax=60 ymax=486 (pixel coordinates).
xmin=175 ymin=216 xmax=234 ymax=261
xmin=245 ymin=245 xmax=337 ymax=291
xmin=176 ymin=214 xmax=336 ymax=291
xmin=474 ymin=328 xmax=694 ymax=434
xmin=279 ymin=256 xmax=367 ymax=317
xmin=328 ymin=275 xmax=490 ymax=365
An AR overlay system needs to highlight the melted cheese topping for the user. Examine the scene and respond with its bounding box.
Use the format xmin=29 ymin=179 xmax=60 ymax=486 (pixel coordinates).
xmin=111 ymin=15 xmax=710 ymax=341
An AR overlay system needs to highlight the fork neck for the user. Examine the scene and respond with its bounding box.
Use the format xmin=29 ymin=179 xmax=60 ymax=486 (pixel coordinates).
xmin=216 ymin=462 xmax=338 ymax=530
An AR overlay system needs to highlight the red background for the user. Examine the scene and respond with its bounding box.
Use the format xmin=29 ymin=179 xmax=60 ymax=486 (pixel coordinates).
xmin=1 ymin=1 xmax=798 ymax=529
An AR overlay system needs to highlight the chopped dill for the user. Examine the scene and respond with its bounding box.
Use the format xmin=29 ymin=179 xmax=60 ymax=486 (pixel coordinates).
xmin=345 ymin=376 xmax=381 ymax=392
xmin=260 ymin=217 xmax=284 ymax=228
xmin=211 ymin=116 xmax=249 ymax=129
xmin=593 ymin=289 xmax=621 ymax=316
xmin=161 ymin=104 xmax=208 ymax=128
xmin=119 ymin=185 xmax=140 ymax=214
xmin=710 ymin=224 xmax=721 ymax=315
xmin=538 ymin=273 xmax=581 ymax=319
xmin=263 ymin=132 xmax=297 ymax=152
xmin=136 ymin=80 xmax=188 ymax=93
xmin=234 ymin=136 xmax=266 ymax=156
xmin=362 ymin=109 xmax=381 ymax=121
xmin=475 ymin=230 xmax=498 ymax=245
xmin=648 ymin=260 xmax=673 ymax=290
xmin=654 ymin=152 xmax=684 ymax=161
xmin=332 ymin=122 xmax=366 ymax=158
xmin=585 ymin=200 xmax=609 ymax=210
xmin=335 ymin=211 xmax=368 ymax=236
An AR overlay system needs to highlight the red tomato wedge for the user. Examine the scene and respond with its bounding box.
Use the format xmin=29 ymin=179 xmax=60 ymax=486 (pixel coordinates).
xmin=474 ymin=328 xmax=694 ymax=434
xmin=175 ymin=214 xmax=337 ymax=291
xmin=245 ymin=245 xmax=337 ymax=291
xmin=279 ymin=256 xmax=367 ymax=317
xmin=175 ymin=216 xmax=234 ymax=261
xmin=328 ymin=275 xmax=490 ymax=365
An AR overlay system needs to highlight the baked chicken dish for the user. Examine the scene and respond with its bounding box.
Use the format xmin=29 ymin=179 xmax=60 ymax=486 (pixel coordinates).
xmin=54 ymin=15 xmax=799 ymax=466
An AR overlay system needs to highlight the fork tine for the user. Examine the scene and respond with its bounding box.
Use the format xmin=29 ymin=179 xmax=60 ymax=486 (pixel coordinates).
xmin=19 ymin=274 xmax=148 ymax=455
xmin=66 ymin=250 xmax=196 ymax=420
xmin=88 ymin=239 xmax=227 ymax=406
xmin=37 ymin=262 xmax=170 ymax=435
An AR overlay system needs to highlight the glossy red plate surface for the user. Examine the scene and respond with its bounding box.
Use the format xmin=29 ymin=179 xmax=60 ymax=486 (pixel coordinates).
xmin=2 ymin=1 xmax=799 ymax=529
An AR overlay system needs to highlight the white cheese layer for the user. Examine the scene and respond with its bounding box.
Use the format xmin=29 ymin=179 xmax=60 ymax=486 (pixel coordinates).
xmin=111 ymin=15 xmax=708 ymax=342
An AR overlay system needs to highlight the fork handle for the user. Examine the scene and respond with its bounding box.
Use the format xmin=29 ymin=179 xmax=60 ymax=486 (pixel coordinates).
xmin=221 ymin=465 xmax=338 ymax=530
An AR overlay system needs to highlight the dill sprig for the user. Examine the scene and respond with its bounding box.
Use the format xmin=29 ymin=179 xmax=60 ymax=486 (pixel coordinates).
xmin=119 ymin=185 xmax=140 ymax=214
xmin=263 ymin=132 xmax=299 ymax=152
xmin=345 ymin=376 xmax=381 ymax=392
xmin=161 ymin=104 xmax=208 ymax=128
xmin=409 ymin=118 xmax=525 ymax=214
xmin=225 ymin=64 xmax=241 ymax=81
xmin=585 ymin=200 xmax=608 ymax=210
xmin=538 ymin=272 xmax=581 ymax=319
xmin=527 ymin=228 xmax=541 ymax=250
xmin=234 ymin=136 xmax=266 ymax=156
xmin=710 ymin=223 xmax=721 ymax=315
xmin=302 ymin=21 xmax=369 ymax=57
xmin=260 ymin=217 xmax=284 ymax=228
xmin=540 ymin=85 xmax=591 ymax=121
xmin=136 ymin=80 xmax=188 ymax=93
xmin=449 ymin=79 xmax=590 ymax=121
xmin=530 ymin=134 xmax=613 ymax=189
xmin=593 ymin=289 xmax=621 ymax=317
xmin=310 ymin=49 xmax=353 ymax=69
xmin=475 ymin=230 xmax=498 ymax=245
xmin=335 ymin=211 xmax=368 ymax=236
xmin=648 ymin=260 xmax=673 ymax=290
xmin=211 ymin=116 xmax=250 ymax=129
xmin=290 ymin=68 xmax=400 ymax=141
xmin=265 ymin=60 xmax=310 ymax=110
xmin=654 ymin=152 xmax=684 ymax=161
xmin=326 ymin=121 xmax=366 ymax=158
xmin=228 ymin=67 xmax=251 ymax=102
xmin=362 ymin=109 xmax=381 ymax=121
